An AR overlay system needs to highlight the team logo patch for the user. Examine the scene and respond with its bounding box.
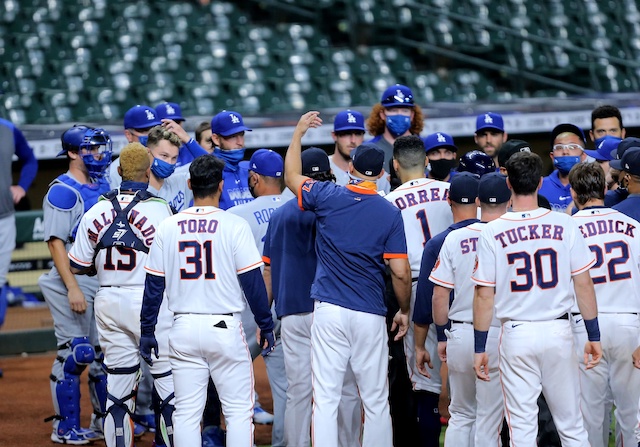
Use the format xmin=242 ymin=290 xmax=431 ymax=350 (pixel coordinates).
xmin=347 ymin=112 xmax=356 ymax=123
xmin=472 ymin=255 xmax=479 ymax=273
xmin=166 ymin=104 xmax=176 ymax=115
xmin=145 ymin=110 xmax=156 ymax=121
xmin=394 ymin=89 xmax=405 ymax=103
xmin=432 ymin=256 xmax=441 ymax=272
xmin=230 ymin=114 xmax=240 ymax=124
xmin=437 ymin=133 xmax=446 ymax=143
xmin=484 ymin=113 xmax=493 ymax=124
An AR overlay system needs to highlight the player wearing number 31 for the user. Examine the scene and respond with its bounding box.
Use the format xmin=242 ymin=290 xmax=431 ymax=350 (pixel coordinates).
xmin=472 ymin=151 xmax=602 ymax=447
xmin=140 ymin=154 xmax=276 ymax=447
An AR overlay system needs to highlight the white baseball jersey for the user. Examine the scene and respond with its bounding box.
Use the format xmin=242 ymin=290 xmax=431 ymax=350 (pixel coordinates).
xmin=228 ymin=194 xmax=287 ymax=255
xmin=430 ymin=222 xmax=499 ymax=327
xmin=144 ymin=206 xmax=263 ymax=314
xmin=385 ymin=177 xmax=453 ymax=275
xmin=571 ymin=207 xmax=640 ymax=313
xmin=471 ymin=207 xmax=595 ymax=321
xmin=69 ymin=191 xmax=173 ymax=287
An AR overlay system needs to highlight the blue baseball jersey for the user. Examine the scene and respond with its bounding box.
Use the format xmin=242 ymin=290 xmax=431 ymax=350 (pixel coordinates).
xmin=613 ymin=194 xmax=640 ymax=223
xmin=606 ymin=188 xmax=629 ymax=208
xmin=262 ymin=198 xmax=316 ymax=318
xmin=299 ymin=179 xmax=408 ymax=316
xmin=413 ymin=218 xmax=479 ymax=325
xmin=539 ymin=170 xmax=572 ymax=212
xmin=219 ymin=164 xmax=253 ymax=210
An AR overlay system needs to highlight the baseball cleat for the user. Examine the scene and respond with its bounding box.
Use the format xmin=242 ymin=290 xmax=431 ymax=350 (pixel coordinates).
xmin=133 ymin=413 xmax=156 ymax=432
xmin=50 ymin=428 xmax=90 ymax=445
xmin=77 ymin=427 xmax=103 ymax=441
xmin=133 ymin=422 xmax=146 ymax=438
xmin=253 ymin=407 xmax=274 ymax=425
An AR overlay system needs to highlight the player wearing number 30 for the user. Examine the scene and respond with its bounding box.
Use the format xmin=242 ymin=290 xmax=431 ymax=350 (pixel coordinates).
xmin=140 ymin=154 xmax=275 ymax=447
xmin=69 ymin=143 xmax=176 ymax=447
xmin=568 ymin=162 xmax=640 ymax=447
xmin=472 ymin=151 xmax=602 ymax=447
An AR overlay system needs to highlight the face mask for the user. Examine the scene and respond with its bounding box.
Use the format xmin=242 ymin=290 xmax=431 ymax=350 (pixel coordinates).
xmin=150 ymin=157 xmax=176 ymax=179
xmin=248 ymin=174 xmax=257 ymax=198
xmin=429 ymin=159 xmax=457 ymax=180
xmin=214 ymin=147 xmax=245 ymax=167
xmin=386 ymin=115 xmax=411 ymax=137
xmin=553 ymin=155 xmax=580 ymax=175
xmin=138 ymin=135 xmax=149 ymax=147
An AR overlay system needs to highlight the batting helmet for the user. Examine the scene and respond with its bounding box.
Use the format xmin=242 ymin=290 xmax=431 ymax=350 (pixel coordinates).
xmin=457 ymin=150 xmax=495 ymax=177
xmin=59 ymin=125 xmax=113 ymax=179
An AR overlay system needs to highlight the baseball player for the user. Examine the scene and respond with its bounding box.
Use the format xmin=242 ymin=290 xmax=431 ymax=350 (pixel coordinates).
xmin=474 ymin=112 xmax=507 ymax=168
xmin=285 ymin=111 xmax=412 ymax=447
xmin=228 ymin=148 xmax=289 ymax=447
xmin=472 ymin=151 xmax=602 ymax=446
xmin=0 ymin=118 xmax=37 ymax=331
xmin=384 ymin=135 xmax=453 ymax=446
xmin=38 ymin=125 xmax=112 ymax=444
xmin=423 ymin=132 xmax=458 ymax=182
xmin=456 ymin=150 xmax=496 ymax=178
xmin=430 ymin=172 xmax=510 ymax=446
xmin=155 ymin=101 xmax=208 ymax=172
xmin=262 ymin=147 xmax=362 ymax=447
xmin=139 ymin=154 xmax=275 ymax=447
xmin=68 ymin=143 xmax=176 ymax=447
xmin=568 ymin=162 xmax=640 ymax=446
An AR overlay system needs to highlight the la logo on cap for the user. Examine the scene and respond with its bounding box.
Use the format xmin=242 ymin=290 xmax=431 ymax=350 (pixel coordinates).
xmin=145 ymin=110 xmax=156 ymax=120
xmin=230 ymin=114 xmax=240 ymax=124
xmin=394 ymin=89 xmax=405 ymax=102
xmin=484 ymin=114 xmax=493 ymax=124
xmin=437 ymin=133 xmax=446 ymax=143
xmin=347 ymin=113 xmax=356 ymax=123
xmin=166 ymin=104 xmax=175 ymax=115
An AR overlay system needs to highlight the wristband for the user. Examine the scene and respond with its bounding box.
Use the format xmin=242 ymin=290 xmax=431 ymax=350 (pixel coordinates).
xmin=474 ymin=329 xmax=488 ymax=353
xmin=584 ymin=317 xmax=600 ymax=342
xmin=435 ymin=324 xmax=448 ymax=342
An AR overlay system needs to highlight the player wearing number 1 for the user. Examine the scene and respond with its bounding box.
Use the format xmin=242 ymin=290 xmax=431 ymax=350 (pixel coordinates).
xmin=568 ymin=161 xmax=640 ymax=447
xmin=140 ymin=154 xmax=275 ymax=447
xmin=472 ymin=151 xmax=602 ymax=446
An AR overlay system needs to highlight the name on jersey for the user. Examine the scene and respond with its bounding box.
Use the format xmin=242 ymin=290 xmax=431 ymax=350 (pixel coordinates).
xmin=177 ymin=218 xmax=218 ymax=234
xmin=393 ymin=188 xmax=449 ymax=210
xmin=494 ymin=224 xmax=563 ymax=248
xmin=168 ymin=191 xmax=185 ymax=211
xmin=254 ymin=207 xmax=277 ymax=225
xmin=87 ymin=209 xmax=156 ymax=245
xmin=578 ymin=219 xmax=635 ymax=239
xmin=460 ymin=237 xmax=479 ymax=254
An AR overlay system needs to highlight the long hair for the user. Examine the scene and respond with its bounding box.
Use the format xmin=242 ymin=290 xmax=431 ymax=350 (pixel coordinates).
xmin=366 ymin=103 xmax=425 ymax=137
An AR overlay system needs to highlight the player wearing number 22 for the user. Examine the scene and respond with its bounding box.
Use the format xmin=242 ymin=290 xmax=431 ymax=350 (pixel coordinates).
xmin=568 ymin=162 xmax=640 ymax=447
xmin=140 ymin=154 xmax=276 ymax=447
xmin=472 ymin=151 xmax=602 ymax=447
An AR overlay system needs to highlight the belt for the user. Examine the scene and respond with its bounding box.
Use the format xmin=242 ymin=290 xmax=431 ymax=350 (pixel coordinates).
xmin=557 ymin=313 xmax=569 ymax=320
xmin=450 ymin=320 xmax=472 ymax=325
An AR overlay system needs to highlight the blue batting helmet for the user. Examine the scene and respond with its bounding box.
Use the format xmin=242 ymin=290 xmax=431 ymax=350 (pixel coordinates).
xmin=59 ymin=125 xmax=113 ymax=179
xmin=457 ymin=150 xmax=495 ymax=177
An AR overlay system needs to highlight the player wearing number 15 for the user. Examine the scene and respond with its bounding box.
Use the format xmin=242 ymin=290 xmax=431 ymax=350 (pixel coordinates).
xmin=472 ymin=151 xmax=602 ymax=447
xmin=568 ymin=161 xmax=640 ymax=447
xmin=140 ymin=154 xmax=275 ymax=447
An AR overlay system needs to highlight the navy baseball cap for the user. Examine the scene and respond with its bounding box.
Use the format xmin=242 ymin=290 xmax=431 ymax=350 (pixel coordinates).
xmin=611 ymin=137 xmax=640 ymax=160
xmin=449 ymin=172 xmax=479 ymax=204
xmin=249 ymin=149 xmax=283 ymax=178
xmin=334 ymin=109 xmax=366 ymax=132
xmin=302 ymin=147 xmax=330 ymax=175
xmin=423 ymin=132 xmax=457 ymax=153
xmin=610 ymin=147 xmax=640 ymax=174
xmin=498 ymin=139 xmax=532 ymax=167
xmin=352 ymin=143 xmax=384 ymax=177
xmin=584 ymin=135 xmax=621 ymax=161
xmin=155 ymin=102 xmax=184 ymax=122
xmin=124 ymin=105 xmax=162 ymax=130
xmin=550 ymin=123 xmax=586 ymax=146
xmin=478 ymin=172 xmax=511 ymax=204
xmin=476 ymin=112 xmax=504 ymax=133
xmin=380 ymin=84 xmax=415 ymax=108
xmin=211 ymin=110 xmax=252 ymax=137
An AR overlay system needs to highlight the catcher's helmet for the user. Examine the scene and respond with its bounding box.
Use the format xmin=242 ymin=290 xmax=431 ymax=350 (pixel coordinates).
xmin=457 ymin=150 xmax=495 ymax=177
xmin=59 ymin=125 xmax=112 ymax=179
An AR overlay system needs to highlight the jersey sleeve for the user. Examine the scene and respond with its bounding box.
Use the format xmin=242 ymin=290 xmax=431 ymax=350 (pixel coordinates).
xmin=429 ymin=236 xmax=454 ymax=288
xmin=471 ymin=228 xmax=496 ymax=287
xmin=234 ymin=218 xmax=264 ymax=274
xmin=567 ymin=218 xmax=596 ymax=275
xmin=68 ymin=214 xmax=95 ymax=268
xmin=383 ymin=210 xmax=408 ymax=259
xmin=14 ymin=126 xmax=38 ymax=192
xmin=262 ymin=222 xmax=272 ymax=264
xmin=43 ymin=185 xmax=81 ymax=243
xmin=144 ymin=221 xmax=166 ymax=277
xmin=413 ymin=237 xmax=442 ymax=325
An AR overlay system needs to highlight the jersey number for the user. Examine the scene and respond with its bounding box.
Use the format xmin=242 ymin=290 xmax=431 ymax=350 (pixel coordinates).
xmin=416 ymin=209 xmax=431 ymax=247
xmin=588 ymin=241 xmax=631 ymax=284
xmin=179 ymin=240 xmax=216 ymax=280
xmin=507 ymin=248 xmax=558 ymax=292
xmin=104 ymin=247 xmax=136 ymax=271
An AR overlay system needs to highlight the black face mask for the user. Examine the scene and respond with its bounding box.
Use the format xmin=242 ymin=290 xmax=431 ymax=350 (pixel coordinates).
xmin=429 ymin=159 xmax=457 ymax=180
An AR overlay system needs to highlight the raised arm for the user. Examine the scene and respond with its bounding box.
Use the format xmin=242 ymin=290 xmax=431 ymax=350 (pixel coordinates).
xmin=284 ymin=111 xmax=322 ymax=196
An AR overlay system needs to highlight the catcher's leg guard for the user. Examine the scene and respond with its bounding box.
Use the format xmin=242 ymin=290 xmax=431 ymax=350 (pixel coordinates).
xmin=152 ymin=371 xmax=175 ymax=447
xmin=103 ymin=364 xmax=141 ymax=447
xmin=88 ymin=348 xmax=108 ymax=433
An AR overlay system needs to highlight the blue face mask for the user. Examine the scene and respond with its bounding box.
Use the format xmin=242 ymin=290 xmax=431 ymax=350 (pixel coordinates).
xmin=553 ymin=156 xmax=581 ymax=175
xmin=386 ymin=115 xmax=411 ymax=137
xmin=151 ymin=157 xmax=176 ymax=179
xmin=138 ymin=135 xmax=148 ymax=147
xmin=214 ymin=147 xmax=245 ymax=167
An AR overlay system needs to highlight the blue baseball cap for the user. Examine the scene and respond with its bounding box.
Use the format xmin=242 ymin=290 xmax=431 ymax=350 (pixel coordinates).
xmin=478 ymin=172 xmax=511 ymax=204
xmin=584 ymin=135 xmax=622 ymax=161
xmin=211 ymin=110 xmax=252 ymax=137
xmin=449 ymin=171 xmax=479 ymax=204
xmin=476 ymin=112 xmax=504 ymax=133
xmin=610 ymin=147 xmax=640 ymax=175
xmin=611 ymin=137 xmax=640 ymax=160
xmin=249 ymin=149 xmax=283 ymax=178
xmin=352 ymin=143 xmax=384 ymax=177
xmin=124 ymin=105 xmax=162 ymax=130
xmin=423 ymin=132 xmax=457 ymax=153
xmin=155 ymin=102 xmax=184 ymax=122
xmin=380 ymin=84 xmax=415 ymax=108
xmin=334 ymin=109 xmax=365 ymax=132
